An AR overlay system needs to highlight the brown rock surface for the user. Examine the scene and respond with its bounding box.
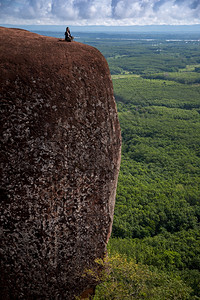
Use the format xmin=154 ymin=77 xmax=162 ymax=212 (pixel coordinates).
xmin=0 ymin=27 xmax=121 ymax=299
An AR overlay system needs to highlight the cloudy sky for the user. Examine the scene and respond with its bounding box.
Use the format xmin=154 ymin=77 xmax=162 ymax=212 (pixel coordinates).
xmin=0 ymin=0 xmax=200 ymax=26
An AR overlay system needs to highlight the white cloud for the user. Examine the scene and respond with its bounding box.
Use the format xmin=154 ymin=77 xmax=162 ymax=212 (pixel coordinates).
xmin=114 ymin=0 xmax=143 ymax=18
xmin=51 ymin=0 xmax=79 ymax=20
xmin=0 ymin=0 xmax=199 ymax=25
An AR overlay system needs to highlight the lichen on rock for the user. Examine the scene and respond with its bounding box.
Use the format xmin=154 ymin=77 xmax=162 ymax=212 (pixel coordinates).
xmin=0 ymin=27 xmax=121 ymax=299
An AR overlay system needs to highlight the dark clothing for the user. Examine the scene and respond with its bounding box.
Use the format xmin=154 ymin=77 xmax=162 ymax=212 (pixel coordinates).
xmin=65 ymin=29 xmax=72 ymax=42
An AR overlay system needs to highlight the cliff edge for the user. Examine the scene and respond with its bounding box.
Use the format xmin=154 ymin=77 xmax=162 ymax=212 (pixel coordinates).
xmin=0 ymin=27 xmax=121 ymax=299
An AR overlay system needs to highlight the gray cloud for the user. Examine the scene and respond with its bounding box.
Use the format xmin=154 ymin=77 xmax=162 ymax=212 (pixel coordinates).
xmin=0 ymin=0 xmax=52 ymax=20
xmin=153 ymin=0 xmax=168 ymax=12
xmin=0 ymin=0 xmax=199 ymax=25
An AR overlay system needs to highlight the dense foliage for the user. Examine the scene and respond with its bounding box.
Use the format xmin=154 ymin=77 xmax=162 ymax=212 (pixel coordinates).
xmin=89 ymin=254 xmax=192 ymax=300
xmin=112 ymin=76 xmax=200 ymax=240
xmin=81 ymin=32 xmax=200 ymax=299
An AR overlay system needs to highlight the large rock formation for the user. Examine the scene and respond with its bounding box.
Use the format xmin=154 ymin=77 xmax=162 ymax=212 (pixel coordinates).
xmin=0 ymin=27 xmax=121 ymax=299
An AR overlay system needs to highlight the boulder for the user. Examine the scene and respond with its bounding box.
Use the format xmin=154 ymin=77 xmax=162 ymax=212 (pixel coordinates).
xmin=0 ymin=27 xmax=121 ymax=299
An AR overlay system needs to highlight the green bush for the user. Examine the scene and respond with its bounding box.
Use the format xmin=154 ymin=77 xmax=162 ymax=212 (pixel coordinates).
xmin=93 ymin=254 xmax=193 ymax=299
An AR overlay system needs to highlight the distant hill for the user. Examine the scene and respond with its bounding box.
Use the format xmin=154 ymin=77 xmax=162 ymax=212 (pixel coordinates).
xmin=1 ymin=24 xmax=200 ymax=33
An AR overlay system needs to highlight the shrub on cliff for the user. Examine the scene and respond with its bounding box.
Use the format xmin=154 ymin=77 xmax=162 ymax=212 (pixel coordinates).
xmin=82 ymin=253 xmax=192 ymax=299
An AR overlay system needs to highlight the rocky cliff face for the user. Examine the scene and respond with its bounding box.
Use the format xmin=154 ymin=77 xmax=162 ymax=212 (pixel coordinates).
xmin=0 ymin=27 xmax=121 ymax=299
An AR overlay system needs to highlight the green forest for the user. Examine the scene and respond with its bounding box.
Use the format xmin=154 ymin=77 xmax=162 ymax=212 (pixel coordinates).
xmin=80 ymin=32 xmax=200 ymax=299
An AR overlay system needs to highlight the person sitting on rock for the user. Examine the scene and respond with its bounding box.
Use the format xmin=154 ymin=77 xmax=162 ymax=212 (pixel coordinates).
xmin=65 ymin=27 xmax=73 ymax=42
